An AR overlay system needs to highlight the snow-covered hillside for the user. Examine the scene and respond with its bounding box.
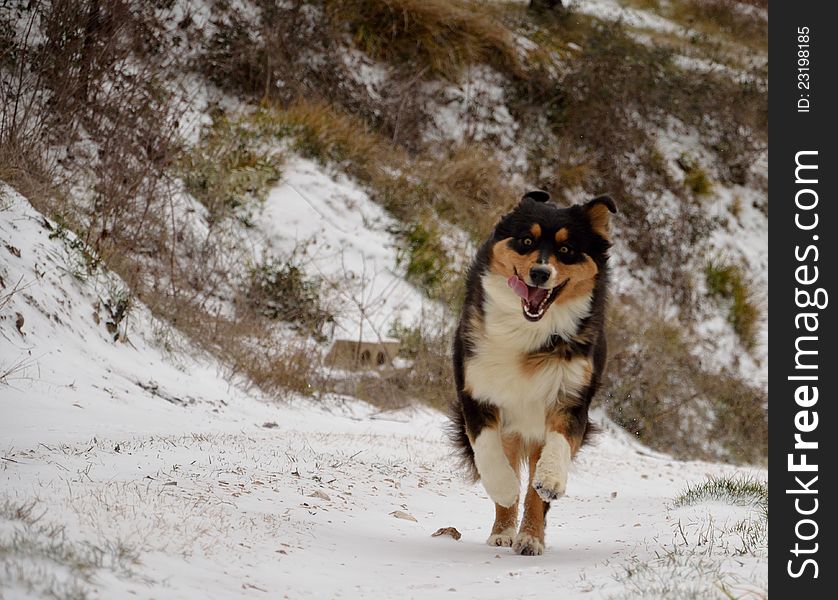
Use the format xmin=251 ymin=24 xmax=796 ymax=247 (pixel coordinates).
xmin=1 ymin=181 xmax=766 ymax=598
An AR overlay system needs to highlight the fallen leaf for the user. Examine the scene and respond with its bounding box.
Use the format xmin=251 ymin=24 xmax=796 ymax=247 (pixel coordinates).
xmin=431 ymin=527 xmax=462 ymax=540
xmin=389 ymin=510 xmax=417 ymax=522
xmin=310 ymin=490 xmax=331 ymax=501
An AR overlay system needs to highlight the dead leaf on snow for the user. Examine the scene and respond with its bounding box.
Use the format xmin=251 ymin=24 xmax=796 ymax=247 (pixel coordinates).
xmin=431 ymin=527 xmax=462 ymax=540
xmin=389 ymin=510 xmax=417 ymax=522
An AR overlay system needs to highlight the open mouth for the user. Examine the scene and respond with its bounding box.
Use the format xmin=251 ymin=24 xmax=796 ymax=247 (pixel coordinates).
xmin=507 ymin=275 xmax=569 ymax=322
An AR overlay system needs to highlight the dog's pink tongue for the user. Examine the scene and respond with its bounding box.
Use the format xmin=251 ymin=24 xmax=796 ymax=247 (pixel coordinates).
xmin=507 ymin=276 xmax=530 ymax=300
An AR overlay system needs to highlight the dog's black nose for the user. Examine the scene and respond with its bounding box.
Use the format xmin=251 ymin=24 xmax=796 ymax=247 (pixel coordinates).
xmin=529 ymin=266 xmax=551 ymax=286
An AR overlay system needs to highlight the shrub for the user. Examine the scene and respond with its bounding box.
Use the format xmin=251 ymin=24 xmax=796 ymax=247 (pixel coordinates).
xmin=705 ymin=260 xmax=760 ymax=350
xmin=246 ymin=256 xmax=335 ymax=341
xmin=394 ymin=222 xmax=454 ymax=300
xmin=181 ymin=112 xmax=286 ymax=226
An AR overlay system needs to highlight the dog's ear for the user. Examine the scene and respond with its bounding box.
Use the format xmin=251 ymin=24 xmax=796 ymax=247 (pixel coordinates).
xmin=521 ymin=190 xmax=550 ymax=203
xmin=583 ymin=195 xmax=617 ymax=239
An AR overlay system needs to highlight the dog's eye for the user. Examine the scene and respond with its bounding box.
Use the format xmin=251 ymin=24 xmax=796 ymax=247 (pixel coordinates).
xmin=522 ymin=238 xmax=533 ymax=247
xmin=559 ymin=245 xmax=569 ymax=253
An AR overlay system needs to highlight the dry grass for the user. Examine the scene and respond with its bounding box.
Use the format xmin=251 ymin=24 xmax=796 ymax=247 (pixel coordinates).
xmin=324 ymin=0 xmax=525 ymax=81
xmin=351 ymin=316 xmax=455 ymax=411
xmin=142 ymin=291 xmax=323 ymax=399
xmin=667 ymin=0 xmax=767 ymax=51
xmin=601 ymin=302 xmax=767 ymax=464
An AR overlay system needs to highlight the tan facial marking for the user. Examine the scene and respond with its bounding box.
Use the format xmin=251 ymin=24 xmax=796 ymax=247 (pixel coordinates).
xmin=490 ymin=238 xmax=539 ymax=279
xmin=554 ymin=228 xmax=569 ymax=243
xmin=530 ymin=224 xmax=542 ymax=239
xmin=548 ymin=254 xmax=598 ymax=302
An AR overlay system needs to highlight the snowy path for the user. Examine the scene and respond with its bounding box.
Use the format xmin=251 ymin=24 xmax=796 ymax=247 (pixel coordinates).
xmin=1 ymin=395 xmax=763 ymax=599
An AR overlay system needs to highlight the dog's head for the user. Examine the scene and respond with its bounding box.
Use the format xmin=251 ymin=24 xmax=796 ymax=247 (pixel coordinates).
xmin=488 ymin=191 xmax=616 ymax=322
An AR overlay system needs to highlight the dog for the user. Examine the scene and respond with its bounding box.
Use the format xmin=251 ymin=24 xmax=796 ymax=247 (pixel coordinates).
xmin=449 ymin=190 xmax=616 ymax=556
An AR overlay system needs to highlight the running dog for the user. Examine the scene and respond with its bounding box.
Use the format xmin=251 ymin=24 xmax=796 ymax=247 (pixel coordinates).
xmin=449 ymin=190 xmax=616 ymax=556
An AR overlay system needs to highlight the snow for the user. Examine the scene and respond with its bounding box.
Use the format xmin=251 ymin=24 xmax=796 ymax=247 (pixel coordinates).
xmin=572 ymin=0 xmax=682 ymax=35
xmin=255 ymin=157 xmax=432 ymax=342
xmin=1 ymin=184 xmax=766 ymax=598
xmin=650 ymin=119 xmax=768 ymax=387
xmin=422 ymin=66 xmax=527 ymax=172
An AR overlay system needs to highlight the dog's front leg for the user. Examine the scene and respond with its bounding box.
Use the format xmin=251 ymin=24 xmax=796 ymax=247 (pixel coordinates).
xmin=462 ymin=395 xmax=520 ymax=508
xmin=474 ymin=423 xmax=520 ymax=508
xmin=533 ymin=408 xmax=586 ymax=502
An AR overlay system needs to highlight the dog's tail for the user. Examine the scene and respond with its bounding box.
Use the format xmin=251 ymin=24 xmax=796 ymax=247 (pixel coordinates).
xmin=446 ymin=402 xmax=479 ymax=482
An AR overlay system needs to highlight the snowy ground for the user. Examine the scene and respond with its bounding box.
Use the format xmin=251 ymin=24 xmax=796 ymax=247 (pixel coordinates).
xmin=1 ymin=185 xmax=767 ymax=598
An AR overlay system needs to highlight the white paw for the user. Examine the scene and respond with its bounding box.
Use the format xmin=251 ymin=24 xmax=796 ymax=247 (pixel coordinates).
xmin=487 ymin=527 xmax=515 ymax=547
xmin=532 ymin=473 xmax=566 ymax=502
xmin=513 ymin=531 xmax=544 ymax=556
xmin=533 ymin=432 xmax=571 ymax=503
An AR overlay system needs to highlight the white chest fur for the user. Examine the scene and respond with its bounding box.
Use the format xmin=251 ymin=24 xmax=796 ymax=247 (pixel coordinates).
xmin=464 ymin=274 xmax=593 ymax=442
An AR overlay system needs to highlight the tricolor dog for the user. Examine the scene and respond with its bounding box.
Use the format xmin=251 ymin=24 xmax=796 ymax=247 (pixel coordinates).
xmin=449 ymin=190 xmax=616 ymax=556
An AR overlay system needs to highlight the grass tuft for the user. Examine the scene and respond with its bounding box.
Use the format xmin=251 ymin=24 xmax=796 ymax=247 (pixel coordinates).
xmin=324 ymin=0 xmax=524 ymax=81
xmin=673 ymin=474 xmax=768 ymax=519
xmin=705 ymin=260 xmax=760 ymax=350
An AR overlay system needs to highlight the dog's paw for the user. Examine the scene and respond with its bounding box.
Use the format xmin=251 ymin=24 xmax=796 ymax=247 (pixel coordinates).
xmin=487 ymin=527 xmax=515 ymax=547
xmin=533 ymin=432 xmax=570 ymax=503
xmin=532 ymin=474 xmax=566 ymax=503
xmin=513 ymin=531 xmax=544 ymax=556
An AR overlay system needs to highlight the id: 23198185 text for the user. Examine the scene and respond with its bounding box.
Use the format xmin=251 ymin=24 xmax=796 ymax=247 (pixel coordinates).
xmin=798 ymin=27 xmax=811 ymax=113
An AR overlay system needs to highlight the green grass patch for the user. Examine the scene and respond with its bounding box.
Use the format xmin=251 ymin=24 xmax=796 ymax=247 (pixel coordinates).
xmin=673 ymin=474 xmax=768 ymax=519
xmin=246 ymin=254 xmax=336 ymax=341
xmin=679 ymin=155 xmax=713 ymax=196
xmin=705 ymin=260 xmax=760 ymax=350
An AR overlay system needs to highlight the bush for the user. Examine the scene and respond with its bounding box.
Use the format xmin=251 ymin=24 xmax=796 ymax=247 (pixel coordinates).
xmin=246 ymin=256 xmax=335 ymax=341
xmin=705 ymin=260 xmax=760 ymax=350
xmin=181 ymin=111 xmax=286 ymax=226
